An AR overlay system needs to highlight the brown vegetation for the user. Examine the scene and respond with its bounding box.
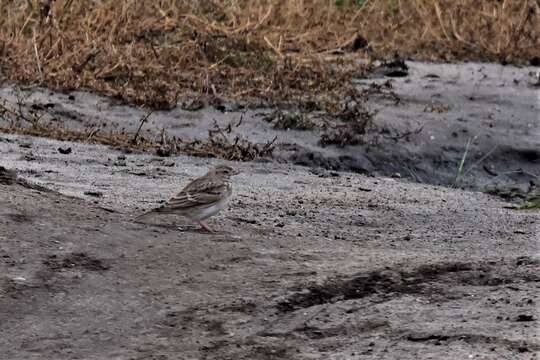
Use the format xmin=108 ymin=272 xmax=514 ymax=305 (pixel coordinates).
xmin=0 ymin=97 xmax=276 ymax=160
xmin=0 ymin=0 xmax=538 ymax=110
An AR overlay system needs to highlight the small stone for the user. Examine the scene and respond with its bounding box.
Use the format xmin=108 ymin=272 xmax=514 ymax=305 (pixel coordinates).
xmin=23 ymin=153 xmax=37 ymax=161
xmin=84 ymin=191 xmax=103 ymax=197
xmin=515 ymin=314 xmax=535 ymax=322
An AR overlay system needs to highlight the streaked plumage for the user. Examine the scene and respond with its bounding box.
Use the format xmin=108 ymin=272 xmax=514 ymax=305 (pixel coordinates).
xmin=135 ymin=165 xmax=239 ymax=232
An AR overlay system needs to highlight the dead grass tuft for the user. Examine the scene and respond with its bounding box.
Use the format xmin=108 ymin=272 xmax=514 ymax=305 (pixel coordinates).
xmin=263 ymin=110 xmax=317 ymax=131
xmin=173 ymin=119 xmax=277 ymax=161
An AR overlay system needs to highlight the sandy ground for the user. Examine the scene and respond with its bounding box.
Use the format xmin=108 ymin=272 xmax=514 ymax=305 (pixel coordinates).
xmin=1 ymin=131 xmax=539 ymax=359
xmin=1 ymin=60 xmax=539 ymax=359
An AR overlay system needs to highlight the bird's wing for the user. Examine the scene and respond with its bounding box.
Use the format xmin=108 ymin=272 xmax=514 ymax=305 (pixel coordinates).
xmin=162 ymin=178 xmax=230 ymax=211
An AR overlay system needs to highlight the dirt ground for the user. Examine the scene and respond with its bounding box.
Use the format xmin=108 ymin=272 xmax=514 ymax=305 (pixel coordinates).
xmin=1 ymin=133 xmax=539 ymax=359
xmin=0 ymin=60 xmax=539 ymax=359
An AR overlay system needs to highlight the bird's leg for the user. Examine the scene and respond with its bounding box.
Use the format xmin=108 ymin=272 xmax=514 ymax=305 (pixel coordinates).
xmin=197 ymin=220 xmax=214 ymax=233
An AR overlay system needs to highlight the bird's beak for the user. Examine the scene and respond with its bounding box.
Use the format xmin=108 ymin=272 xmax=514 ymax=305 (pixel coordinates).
xmin=233 ymin=169 xmax=241 ymax=175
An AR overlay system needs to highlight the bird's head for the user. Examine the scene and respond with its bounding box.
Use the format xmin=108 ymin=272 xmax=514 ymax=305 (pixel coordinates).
xmin=208 ymin=165 xmax=240 ymax=178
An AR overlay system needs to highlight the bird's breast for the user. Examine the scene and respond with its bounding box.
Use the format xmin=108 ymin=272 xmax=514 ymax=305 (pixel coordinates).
xmin=192 ymin=196 xmax=230 ymax=221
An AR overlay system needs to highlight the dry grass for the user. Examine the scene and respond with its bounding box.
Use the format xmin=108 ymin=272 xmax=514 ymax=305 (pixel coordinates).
xmin=0 ymin=0 xmax=538 ymax=110
xmin=0 ymin=97 xmax=277 ymax=160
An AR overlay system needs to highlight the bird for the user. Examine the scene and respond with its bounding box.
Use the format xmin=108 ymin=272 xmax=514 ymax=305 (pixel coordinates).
xmin=135 ymin=165 xmax=239 ymax=232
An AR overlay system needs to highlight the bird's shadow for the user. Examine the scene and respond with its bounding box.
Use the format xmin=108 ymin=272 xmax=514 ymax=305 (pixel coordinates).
xmin=133 ymin=219 xmax=231 ymax=235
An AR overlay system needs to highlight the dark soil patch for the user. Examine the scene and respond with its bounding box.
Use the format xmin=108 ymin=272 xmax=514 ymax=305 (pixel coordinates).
xmin=404 ymin=332 xmax=540 ymax=354
xmin=277 ymin=260 xmax=539 ymax=312
xmin=5 ymin=213 xmax=32 ymax=223
xmin=43 ymin=253 xmax=110 ymax=272
xmin=1 ymin=278 xmax=47 ymax=299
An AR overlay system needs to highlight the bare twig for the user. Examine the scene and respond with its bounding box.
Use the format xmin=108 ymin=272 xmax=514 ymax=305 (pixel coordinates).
xmin=462 ymin=145 xmax=499 ymax=178
xmin=261 ymin=136 xmax=278 ymax=153
xmin=86 ymin=127 xmax=99 ymax=141
xmin=131 ymin=110 xmax=153 ymax=144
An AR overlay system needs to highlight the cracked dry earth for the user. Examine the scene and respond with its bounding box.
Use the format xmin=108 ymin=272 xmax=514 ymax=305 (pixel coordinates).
xmin=0 ymin=134 xmax=539 ymax=360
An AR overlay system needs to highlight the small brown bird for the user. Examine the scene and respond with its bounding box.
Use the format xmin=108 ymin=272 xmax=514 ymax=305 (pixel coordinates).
xmin=135 ymin=165 xmax=239 ymax=232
